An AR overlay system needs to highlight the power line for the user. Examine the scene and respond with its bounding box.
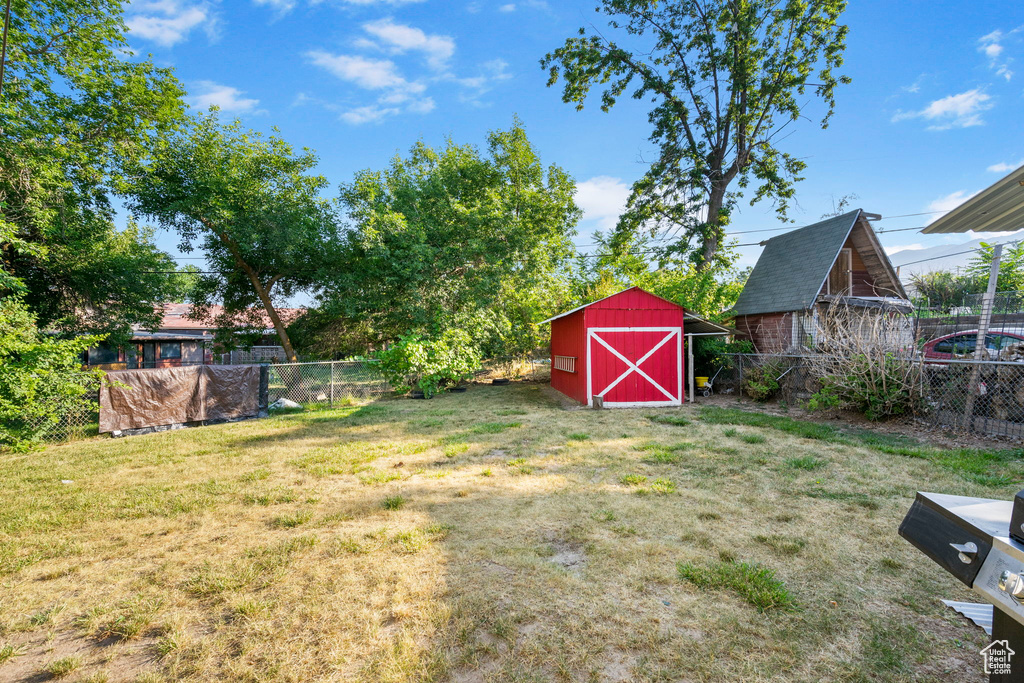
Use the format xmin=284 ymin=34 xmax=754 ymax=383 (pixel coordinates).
xmin=893 ymin=238 xmax=1023 ymax=268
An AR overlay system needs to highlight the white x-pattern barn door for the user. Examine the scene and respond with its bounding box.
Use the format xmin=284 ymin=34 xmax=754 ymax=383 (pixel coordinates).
xmin=586 ymin=327 xmax=682 ymax=407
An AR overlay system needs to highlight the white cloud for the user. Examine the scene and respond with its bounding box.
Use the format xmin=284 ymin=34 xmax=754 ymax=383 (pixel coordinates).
xmin=126 ymin=0 xmax=216 ymax=47
xmin=307 ymin=18 xmax=512 ymax=123
xmin=988 ymin=159 xmax=1024 ymax=173
xmin=254 ymin=0 xmax=424 ymax=15
xmin=361 ymin=19 xmax=455 ymax=70
xmin=188 ymin=81 xmax=260 ymax=113
xmin=499 ymin=3 xmax=516 ymax=10
xmin=885 ymin=243 xmax=926 ymax=256
xmin=253 ymin=0 xmax=297 ymax=14
xmin=926 ymin=190 xmax=982 ymax=216
xmin=405 ymin=97 xmax=436 ymax=114
xmin=306 ymin=50 xmax=430 ymax=123
xmin=575 ymin=176 xmax=631 ymax=232
xmin=340 ymin=105 xmax=400 ymax=124
xmin=979 ymin=29 xmax=1015 ymax=81
xmin=307 ymin=52 xmax=419 ymax=92
xmin=892 ymin=89 xmax=993 ymax=130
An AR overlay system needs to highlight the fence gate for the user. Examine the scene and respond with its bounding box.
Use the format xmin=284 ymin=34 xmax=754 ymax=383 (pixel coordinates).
xmin=587 ymin=327 xmax=682 ymax=407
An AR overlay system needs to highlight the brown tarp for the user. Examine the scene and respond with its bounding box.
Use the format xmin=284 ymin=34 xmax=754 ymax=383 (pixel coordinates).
xmin=99 ymin=365 xmax=260 ymax=433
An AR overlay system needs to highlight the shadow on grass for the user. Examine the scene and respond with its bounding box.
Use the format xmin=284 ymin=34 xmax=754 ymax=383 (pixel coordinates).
xmin=698 ymin=405 xmax=1024 ymax=488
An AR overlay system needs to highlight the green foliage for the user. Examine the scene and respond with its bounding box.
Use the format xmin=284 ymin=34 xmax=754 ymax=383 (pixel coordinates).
xmin=318 ymin=119 xmax=579 ymax=362
xmin=0 ymin=298 xmax=103 ymax=451
xmin=743 ymin=359 xmax=785 ymax=402
xmin=811 ymin=353 xmax=923 ymax=420
xmin=693 ymin=337 xmax=754 ymax=376
xmin=0 ymin=0 xmax=188 ymax=342
xmin=377 ymin=330 xmax=483 ymax=398
xmin=543 ymin=0 xmax=850 ymax=268
xmin=806 ymin=385 xmax=842 ymax=412
xmin=677 ymin=559 xmax=795 ymax=612
xmin=908 ymin=270 xmax=984 ymax=313
xmin=567 ymin=230 xmax=749 ymax=321
xmin=969 ymin=242 xmax=1024 ymax=293
xmin=125 ymin=113 xmax=340 ymax=360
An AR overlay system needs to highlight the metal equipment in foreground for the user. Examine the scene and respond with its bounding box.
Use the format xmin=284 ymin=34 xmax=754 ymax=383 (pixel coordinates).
xmin=697 ymin=366 xmax=724 ymax=397
xmin=900 ymin=491 xmax=1024 ymax=681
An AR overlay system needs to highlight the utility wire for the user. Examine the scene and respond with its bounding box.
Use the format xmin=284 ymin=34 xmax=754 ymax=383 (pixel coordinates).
xmin=893 ymin=238 xmax=1024 ymax=268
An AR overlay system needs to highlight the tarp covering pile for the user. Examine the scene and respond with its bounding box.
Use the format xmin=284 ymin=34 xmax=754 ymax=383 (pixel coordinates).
xmin=99 ymin=365 xmax=260 ymax=433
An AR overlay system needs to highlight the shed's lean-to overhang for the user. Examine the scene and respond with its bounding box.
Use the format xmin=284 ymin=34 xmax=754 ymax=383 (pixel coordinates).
xmin=922 ymin=163 xmax=1024 ymax=234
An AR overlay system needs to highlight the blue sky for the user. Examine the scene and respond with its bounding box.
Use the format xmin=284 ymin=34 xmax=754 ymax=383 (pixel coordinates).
xmin=122 ymin=0 xmax=1024 ymax=280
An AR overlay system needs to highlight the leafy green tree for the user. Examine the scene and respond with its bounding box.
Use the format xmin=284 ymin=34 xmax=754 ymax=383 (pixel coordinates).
xmin=126 ymin=114 xmax=341 ymax=361
xmin=542 ymin=0 xmax=850 ymax=269
xmin=0 ymin=0 xmax=188 ymax=341
xmin=377 ymin=330 xmax=483 ymax=398
xmin=908 ymin=270 xmax=984 ymax=313
xmin=321 ymin=120 xmax=580 ymax=358
xmin=969 ymin=242 xmax=1024 ymax=293
xmin=0 ymin=297 xmax=101 ymax=451
xmin=567 ymin=230 xmax=747 ymax=320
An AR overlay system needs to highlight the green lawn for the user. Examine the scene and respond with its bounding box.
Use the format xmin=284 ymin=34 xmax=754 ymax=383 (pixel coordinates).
xmin=0 ymin=385 xmax=1016 ymax=682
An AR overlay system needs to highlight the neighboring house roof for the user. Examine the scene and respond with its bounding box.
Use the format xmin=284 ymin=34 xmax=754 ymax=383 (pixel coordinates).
xmin=729 ymin=209 xmax=907 ymax=317
xmin=146 ymin=303 xmax=304 ymax=334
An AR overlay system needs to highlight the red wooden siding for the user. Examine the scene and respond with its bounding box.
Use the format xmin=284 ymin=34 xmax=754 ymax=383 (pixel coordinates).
xmin=549 ymin=287 xmax=685 ymax=406
xmin=550 ymin=309 xmax=587 ymax=404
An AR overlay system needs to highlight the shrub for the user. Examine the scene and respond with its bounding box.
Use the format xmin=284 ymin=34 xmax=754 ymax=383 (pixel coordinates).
xmin=377 ymin=329 xmax=482 ymax=398
xmin=805 ymin=303 xmax=924 ymax=420
xmin=808 ymin=352 xmax=923 ymax=420
xmin=742 ymin=358 xmax=785 ymax=402
xmin=0 ymin=298 xmax=104 ymax=451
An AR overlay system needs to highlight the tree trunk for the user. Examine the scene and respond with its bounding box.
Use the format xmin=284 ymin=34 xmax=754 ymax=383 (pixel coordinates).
xmin=209 ymin=222 xmax=299 ymax=362
xmin=699 ymin=184 xmax=727 ymax=270
xmin=251 ymin=281 xmax=298 ymax=363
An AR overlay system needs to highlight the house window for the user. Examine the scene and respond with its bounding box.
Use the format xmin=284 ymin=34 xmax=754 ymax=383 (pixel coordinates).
xmin=553 ymin=355 xmax=576 ymax=373
xmin=158 ymin=342 xmax=182 ymax=360
xmin=88 ymin=344 xmax=119 ymax=365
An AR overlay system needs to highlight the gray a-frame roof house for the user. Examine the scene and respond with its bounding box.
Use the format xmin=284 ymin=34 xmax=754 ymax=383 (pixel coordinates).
xmin=729 ymin=209 xmax=909 ymax=353
xmin=731 ymin=209 xmax=907 ymax=317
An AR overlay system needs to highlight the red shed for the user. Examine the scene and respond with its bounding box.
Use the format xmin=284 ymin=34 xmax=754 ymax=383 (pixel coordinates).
xmin=542 ymin=287 xmax=686 ymax=408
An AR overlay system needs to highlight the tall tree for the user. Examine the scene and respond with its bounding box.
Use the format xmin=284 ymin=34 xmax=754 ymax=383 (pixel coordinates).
xmin=126 ymin=113 xmax=340 ymax=362
xmin=0 ymin=0 xmax=188 ymax=341
xmin=317 ymin=119 xmax=580 ymax=357
xmin=542 ymin=0 xmax=850 ymax=269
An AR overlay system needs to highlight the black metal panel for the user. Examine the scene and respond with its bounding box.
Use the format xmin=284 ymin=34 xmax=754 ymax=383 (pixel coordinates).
xmin=1010 ymin=489 xmax=1024 ymax=546
xmin=900 ymin=495 xmax=992 ymax=587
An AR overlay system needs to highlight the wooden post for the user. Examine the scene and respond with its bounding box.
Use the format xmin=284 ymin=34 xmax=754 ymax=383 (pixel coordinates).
xmin=687 ymin=334 xmax=695 ymax=403
xmin=964 ymin=244 xmax=1002 ymax=430
xmin=258 ymin=364 xmax=269 ymax=417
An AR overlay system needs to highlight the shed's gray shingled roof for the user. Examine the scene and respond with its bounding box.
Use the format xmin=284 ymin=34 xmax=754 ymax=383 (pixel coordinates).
xmin=729 ymin=209 xmax=861 ymax=317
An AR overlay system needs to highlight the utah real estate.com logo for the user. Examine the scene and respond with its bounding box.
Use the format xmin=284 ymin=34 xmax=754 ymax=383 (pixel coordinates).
xmin=982 ymin=639 xmax=1015 ymax=675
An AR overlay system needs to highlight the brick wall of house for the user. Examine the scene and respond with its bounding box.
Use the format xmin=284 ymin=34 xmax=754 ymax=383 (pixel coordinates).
xmin=734 ymin=312 xmax=794 ymax=354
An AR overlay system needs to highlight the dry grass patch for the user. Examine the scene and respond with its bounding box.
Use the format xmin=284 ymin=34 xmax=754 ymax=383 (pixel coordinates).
xmin=0 ymin=386 xmax=1014 ymax=681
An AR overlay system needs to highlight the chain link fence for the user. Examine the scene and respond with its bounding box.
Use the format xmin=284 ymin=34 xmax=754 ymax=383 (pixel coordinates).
xmin=923 ymin=359 xmax=1024 ymax=438
xmin=267 ymin=360 xmax=392 ymax=407
xmin=713 ymin=353 xmax=1024 ymax=439
xmin=23 ymin=393 xmax=99 ymax=445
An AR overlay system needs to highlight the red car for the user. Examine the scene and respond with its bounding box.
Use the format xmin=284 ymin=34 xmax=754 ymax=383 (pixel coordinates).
xmin=922 ymin=330 xmax=1024 ymax=360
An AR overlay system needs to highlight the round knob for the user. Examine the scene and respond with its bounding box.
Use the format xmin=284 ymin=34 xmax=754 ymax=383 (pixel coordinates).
xmin=999 ymin=570 xmax=1024 ymax=600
